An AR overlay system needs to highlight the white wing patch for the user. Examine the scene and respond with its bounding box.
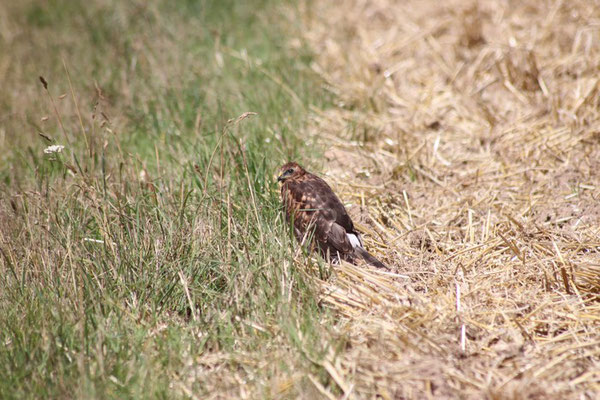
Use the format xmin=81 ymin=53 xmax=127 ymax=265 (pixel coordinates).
xmin=347 ymin=233 xmax=362 ymax=249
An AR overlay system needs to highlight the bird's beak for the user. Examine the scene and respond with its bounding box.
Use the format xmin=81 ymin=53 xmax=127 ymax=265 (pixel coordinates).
xmin=277 ymin=174 xmax=284 ymax=182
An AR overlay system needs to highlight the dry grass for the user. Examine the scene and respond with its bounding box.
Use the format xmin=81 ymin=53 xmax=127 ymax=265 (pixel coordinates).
xmin=2 ymin=0 xmax=599 ymax=398
xmin=293 ymin=0 xmax=600 ymax=398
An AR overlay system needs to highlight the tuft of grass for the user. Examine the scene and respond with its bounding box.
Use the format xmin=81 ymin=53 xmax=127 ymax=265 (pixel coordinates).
xmin=0 ymin=0 xmax=339 ymax=398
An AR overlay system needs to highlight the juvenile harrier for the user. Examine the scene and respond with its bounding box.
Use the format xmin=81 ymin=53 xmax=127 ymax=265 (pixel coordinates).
xmin=277 ymin=162 xmax=387 ymax=269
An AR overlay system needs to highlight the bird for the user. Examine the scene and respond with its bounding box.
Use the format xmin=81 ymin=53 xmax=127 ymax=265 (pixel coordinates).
xmin=277 ymin=162 xmax=387 ymax=269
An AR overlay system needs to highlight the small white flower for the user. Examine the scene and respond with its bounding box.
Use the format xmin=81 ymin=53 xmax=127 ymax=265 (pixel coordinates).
xmin=44 ymin=144 xmax=65 ymax=154
xmin=83 ymin=238 xmax=104 ymax=244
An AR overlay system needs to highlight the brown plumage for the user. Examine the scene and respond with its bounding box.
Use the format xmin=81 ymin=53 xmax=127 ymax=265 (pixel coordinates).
xmin=277 ymin=162 xmax=387 ymax=269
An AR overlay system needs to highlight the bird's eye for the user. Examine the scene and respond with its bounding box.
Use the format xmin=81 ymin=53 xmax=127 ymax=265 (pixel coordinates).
xmin=286 ymin=168 xmax=294 ymax=174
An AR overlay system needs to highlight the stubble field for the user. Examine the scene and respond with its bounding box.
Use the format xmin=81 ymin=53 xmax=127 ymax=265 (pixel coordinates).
xmin=1 ymin=0 xmax=599 ymax=399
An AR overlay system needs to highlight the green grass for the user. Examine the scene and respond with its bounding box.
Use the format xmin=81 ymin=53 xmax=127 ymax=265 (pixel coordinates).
xmin=0 ymin=0 xmax=338 ymax=398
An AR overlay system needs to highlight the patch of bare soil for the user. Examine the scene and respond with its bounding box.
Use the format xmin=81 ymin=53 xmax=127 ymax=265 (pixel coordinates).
xmin=296 ymin=0 xmax=600 ymax=398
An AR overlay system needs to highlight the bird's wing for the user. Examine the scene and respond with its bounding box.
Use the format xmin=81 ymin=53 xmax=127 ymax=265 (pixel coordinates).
xmin=281 ymin=172 xmax=386 ymax=268
xmin=323 ymin=220 xmax=355 ymax=254
xmin=301 ymin=175 xmax=354 ymax=231
xmin=287 ymin=174 xmax=360 ymax=255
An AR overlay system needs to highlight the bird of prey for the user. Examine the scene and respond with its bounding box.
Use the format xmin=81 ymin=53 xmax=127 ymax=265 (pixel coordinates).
xmin=277 ymin=162 xmax=387 ymax=269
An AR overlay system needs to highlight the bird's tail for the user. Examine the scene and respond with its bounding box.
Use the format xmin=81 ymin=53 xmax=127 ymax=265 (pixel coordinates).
xmin=355 ymin=246 xmax=388 ymax=269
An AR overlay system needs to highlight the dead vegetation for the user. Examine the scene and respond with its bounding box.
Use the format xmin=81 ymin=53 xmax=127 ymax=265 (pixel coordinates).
xmin=295 ymin=0 xmax=600 ymax=397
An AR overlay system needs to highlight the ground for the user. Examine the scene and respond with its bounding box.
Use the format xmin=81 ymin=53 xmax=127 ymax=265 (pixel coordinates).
xmin=298 ymin=0 xmax=600 ymax=398
xmin=0 ymin=0 xmax=598 ymax=399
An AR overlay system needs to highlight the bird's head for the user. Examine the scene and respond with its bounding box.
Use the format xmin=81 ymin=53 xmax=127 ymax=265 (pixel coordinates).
xmin=277 ymin=162 xmax=305 ymax=183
